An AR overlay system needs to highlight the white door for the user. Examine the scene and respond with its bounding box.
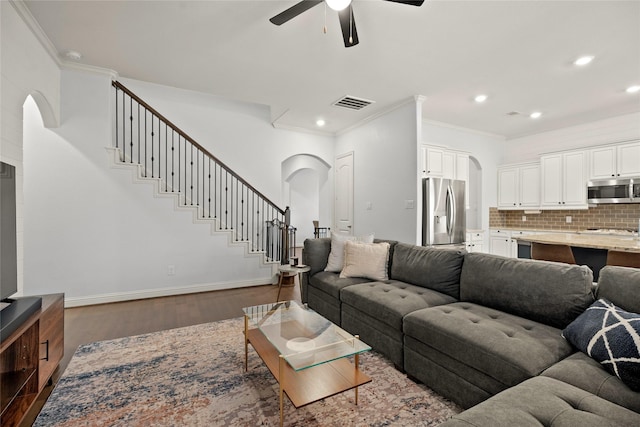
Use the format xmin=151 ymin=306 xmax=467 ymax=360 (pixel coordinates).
xmin=335 ymin=152 xmax=354 ymax=234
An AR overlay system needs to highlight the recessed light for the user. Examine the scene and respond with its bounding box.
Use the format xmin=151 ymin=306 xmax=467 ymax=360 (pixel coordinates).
xmin=626 ymin=85 xmax=640 ymax=94
xmin=530 ymin=112 xmax=542 ymax=119
xmin=573 ymin=55 xmax=594 ymax=66
xmin=474 ymin=94 xmax=488 ymax=103
xmin=316 ymin=119 xmax=326 ymax=127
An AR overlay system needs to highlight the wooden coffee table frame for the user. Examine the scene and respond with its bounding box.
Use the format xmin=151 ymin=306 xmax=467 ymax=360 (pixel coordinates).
xmin=244 ymin=316 xmax=372 ymax=426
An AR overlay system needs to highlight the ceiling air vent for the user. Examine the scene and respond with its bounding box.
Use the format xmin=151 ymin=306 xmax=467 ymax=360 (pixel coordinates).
xmin=333 ymin=95 xmax=375 ymax=111
xmin=506 ymin=111 xmax=521 ymax=116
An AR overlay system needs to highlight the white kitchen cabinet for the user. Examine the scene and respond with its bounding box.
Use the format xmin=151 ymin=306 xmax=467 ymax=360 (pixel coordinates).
xmin=489 ymin=229 xmax=512 ymax=257
xmin=497 ymin=163 xmax=540 ymax=209
xmin=466 ymin=230 xmax=485 ymax=253
xmin=442 ymin=151 xmax=455 ymax=179
xmin=422 ymin=146 xmax=444 ymax=177
xmin=456 ymin=153 xmax=470 ymax=182
xmin=541 ymin=151 xmax=587 ymax=209
xmin=590 ymin=141 xmax=640 ymax=179
xmin=422 ymin=145 xmax=470 ymax=208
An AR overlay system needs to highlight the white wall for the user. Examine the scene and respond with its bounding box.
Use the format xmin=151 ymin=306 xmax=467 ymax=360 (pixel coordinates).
xmin=289 ymin=168 xmax=319 ymax=243
xmin=422 ymin=120 xmax=506 ymax=236
xmin=335 ymin=101 xmax=419 ymax=244
xmin=1 ymin=1 xmax=61 ymax=295
xmin=503 ymin=112 xmax=640 ymax=163
xmin=22 ymin=70 xmax=334 ymax=306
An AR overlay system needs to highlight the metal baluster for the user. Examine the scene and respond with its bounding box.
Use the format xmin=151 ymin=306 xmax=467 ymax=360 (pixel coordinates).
xmin=151 ymin=115 xmax=155 ymax=178
xmin=137 ymin=104 xmax=141 ymax=165
xmin=225 ymin=171 xmax=228 ymax=229
xmin=129 ymin=96 xmax=134 ymax=164
xmin=171 ymin=130 xmax=175 ymax=192
xmin=115 ymin=87 xmax=119 ymax=150
xmin=144 ymin=108 xmax=147 ymax=177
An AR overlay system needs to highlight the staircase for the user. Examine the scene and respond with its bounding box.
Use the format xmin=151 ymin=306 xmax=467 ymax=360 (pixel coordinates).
xmin=110 ymin=81 xmax=295 ymax=265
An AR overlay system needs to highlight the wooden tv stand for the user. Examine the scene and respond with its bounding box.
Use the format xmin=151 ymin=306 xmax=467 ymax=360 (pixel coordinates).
xmin=1 ymin=293 xmax=64 ymax=427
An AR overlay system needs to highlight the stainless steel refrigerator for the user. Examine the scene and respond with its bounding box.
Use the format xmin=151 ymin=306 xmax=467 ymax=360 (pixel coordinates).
xmin=422 ymin=178 xmax=466 ymax=246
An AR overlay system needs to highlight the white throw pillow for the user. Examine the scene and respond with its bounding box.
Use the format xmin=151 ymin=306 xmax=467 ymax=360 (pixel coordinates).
xmin=340 ymin=241 xmax=390 ymax=281
xmin=324 ymin=232 xmax=374 ymax=272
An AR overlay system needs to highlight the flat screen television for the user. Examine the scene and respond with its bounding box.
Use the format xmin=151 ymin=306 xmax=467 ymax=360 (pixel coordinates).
xmin=1 ymin=160 xmax=18 ymax=302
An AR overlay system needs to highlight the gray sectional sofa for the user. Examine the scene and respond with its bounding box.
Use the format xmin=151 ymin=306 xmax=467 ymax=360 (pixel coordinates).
xmin=301 ymin=237 xmax=640 ymax=426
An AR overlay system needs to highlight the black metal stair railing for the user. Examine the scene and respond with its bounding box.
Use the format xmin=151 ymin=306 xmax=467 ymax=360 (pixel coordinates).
xmin=112 ymin=81 xmax=294 ymax=264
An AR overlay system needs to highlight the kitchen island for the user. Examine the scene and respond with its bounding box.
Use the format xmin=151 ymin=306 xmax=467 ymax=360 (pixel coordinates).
xmin=515 ymin=232 xmax=640 ymax=280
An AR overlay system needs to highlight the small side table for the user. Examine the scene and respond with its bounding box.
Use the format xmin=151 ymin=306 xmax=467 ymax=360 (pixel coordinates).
xmin=276 ymin=264 xmax=311 ymax=302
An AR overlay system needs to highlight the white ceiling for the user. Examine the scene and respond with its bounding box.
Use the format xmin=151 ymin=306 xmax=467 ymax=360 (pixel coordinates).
xmin=22 ymin=0 xmax=640 ymax=138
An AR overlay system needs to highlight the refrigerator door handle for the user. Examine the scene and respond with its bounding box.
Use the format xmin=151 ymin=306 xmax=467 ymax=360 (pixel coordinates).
xmin=446 ymin=185 xmax=455 ymax=237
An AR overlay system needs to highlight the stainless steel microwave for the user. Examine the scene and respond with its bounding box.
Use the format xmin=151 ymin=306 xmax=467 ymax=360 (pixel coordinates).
xmin=587 ymin=178 xmax=640 ymax=203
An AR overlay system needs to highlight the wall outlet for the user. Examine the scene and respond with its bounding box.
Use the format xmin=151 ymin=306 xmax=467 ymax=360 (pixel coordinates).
xmin=405 ymin=200 xmax=415 ymax=209
xmin=522 ymin=215 xmax=527 ymax=222
xmin=366 ymin=201 xmax=372 ymax=210
xmin=168 ymin=265 xmax=176 ymax=276
xmin=566 ymin=216 xmax=572 ymax=224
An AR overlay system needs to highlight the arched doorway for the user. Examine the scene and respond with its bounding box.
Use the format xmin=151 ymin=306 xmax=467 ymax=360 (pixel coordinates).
xmin=281 ymin=154 xmax=331 ymax=243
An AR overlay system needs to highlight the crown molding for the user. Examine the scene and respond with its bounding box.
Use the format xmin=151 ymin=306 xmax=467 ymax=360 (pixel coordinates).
xmin=335 ymin=97 xmax=416 ymax=137
xmin=61 ymin=61 xmax=119 ymax=80
xmin=422 ymin=117 xmax=505 ymax=140
xmin=10 ymin=0 xmax=61 ymax=66
xmin=10 ymin=0 xmax=119 ymax=80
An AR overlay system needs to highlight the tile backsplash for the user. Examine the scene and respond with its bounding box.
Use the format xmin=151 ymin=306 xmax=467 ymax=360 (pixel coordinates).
xmin=489 ymin=204 xmax=640 ymax=231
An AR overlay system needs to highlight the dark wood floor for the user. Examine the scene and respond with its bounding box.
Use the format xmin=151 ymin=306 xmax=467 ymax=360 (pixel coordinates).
xmin=21 ymin=280 xmax=301 ymax=426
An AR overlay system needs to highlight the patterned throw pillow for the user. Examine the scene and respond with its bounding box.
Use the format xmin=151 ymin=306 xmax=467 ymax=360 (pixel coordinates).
xmin=562 ymin=299 xmax=640 ymax=391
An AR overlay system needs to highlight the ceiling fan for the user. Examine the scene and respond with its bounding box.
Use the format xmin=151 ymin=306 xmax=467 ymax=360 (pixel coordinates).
xmin=269 ymin=0 xmax=425 ymax=48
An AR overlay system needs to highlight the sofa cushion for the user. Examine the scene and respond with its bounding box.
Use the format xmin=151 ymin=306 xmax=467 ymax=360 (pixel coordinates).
xmin=542 ymin=352 xmax=640 ymax=413
xmin=597 ymin=265 xmax=640 ymax=314
xmin=439 ymin=376 xmax=640 ymax=427
xmin=404 ymin=303 xmax=574 ymax=388
xmin=562 ymin=298 xmax=640 ymax=391
xmin=303 ymin=237 xmax=331 ymax=276
xmin=390 ymin=243 xmax=465 ymax=299
xmin=341 ymin=281 xmax=457 ymax=330
xmin=340 ymin=241 xmax=390 ymax=281
xmin=325 ymin=232 xmax=374 ymax=272
xmin=460 ymin=252 xmax=594 ymax=329
xmin=308 ymin=271 xmax=372 ymax=299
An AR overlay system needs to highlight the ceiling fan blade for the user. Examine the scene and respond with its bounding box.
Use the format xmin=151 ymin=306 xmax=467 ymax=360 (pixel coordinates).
xmin=269 ymin=0 xmax=323 ymax=25
xmin=383 ymin=0 xmax=425 ymax=5
xmin=338 ymin=5 xmax=359 ymax=47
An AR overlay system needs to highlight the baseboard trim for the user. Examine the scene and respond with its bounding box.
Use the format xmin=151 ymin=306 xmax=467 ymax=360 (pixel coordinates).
xmin=64 ymin=277 xmax=275 ymax=308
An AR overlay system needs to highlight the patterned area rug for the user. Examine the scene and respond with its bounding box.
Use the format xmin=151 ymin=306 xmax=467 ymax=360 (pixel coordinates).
xmin=35 ymin=317 xmax=461 ymax=426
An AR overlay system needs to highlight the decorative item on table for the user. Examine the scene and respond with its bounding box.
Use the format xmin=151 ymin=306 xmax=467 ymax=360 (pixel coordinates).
xmin=290 ymin=257 xmax=299 ymax=266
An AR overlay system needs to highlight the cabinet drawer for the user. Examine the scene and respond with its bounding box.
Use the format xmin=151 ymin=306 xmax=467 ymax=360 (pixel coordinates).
xmin=38 ymin=294 xmax=64 ymax=388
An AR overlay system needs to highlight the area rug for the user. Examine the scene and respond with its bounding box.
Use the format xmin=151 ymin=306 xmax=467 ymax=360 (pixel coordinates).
xmin=35 ymin=317 xmax=461 ymax=426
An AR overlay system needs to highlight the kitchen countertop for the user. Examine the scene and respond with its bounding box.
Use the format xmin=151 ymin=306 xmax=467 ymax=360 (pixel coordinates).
xmin=515 ymin=233 xmax=640 ymax=253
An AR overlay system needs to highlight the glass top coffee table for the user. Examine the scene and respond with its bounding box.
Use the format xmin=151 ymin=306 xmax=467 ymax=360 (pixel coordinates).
xmin=243 ymin=301 xmax=372 ymax=426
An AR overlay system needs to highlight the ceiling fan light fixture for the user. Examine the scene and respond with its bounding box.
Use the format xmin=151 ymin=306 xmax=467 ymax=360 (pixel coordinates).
xmin=326 ymin=0 xmax=352 ymax=12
